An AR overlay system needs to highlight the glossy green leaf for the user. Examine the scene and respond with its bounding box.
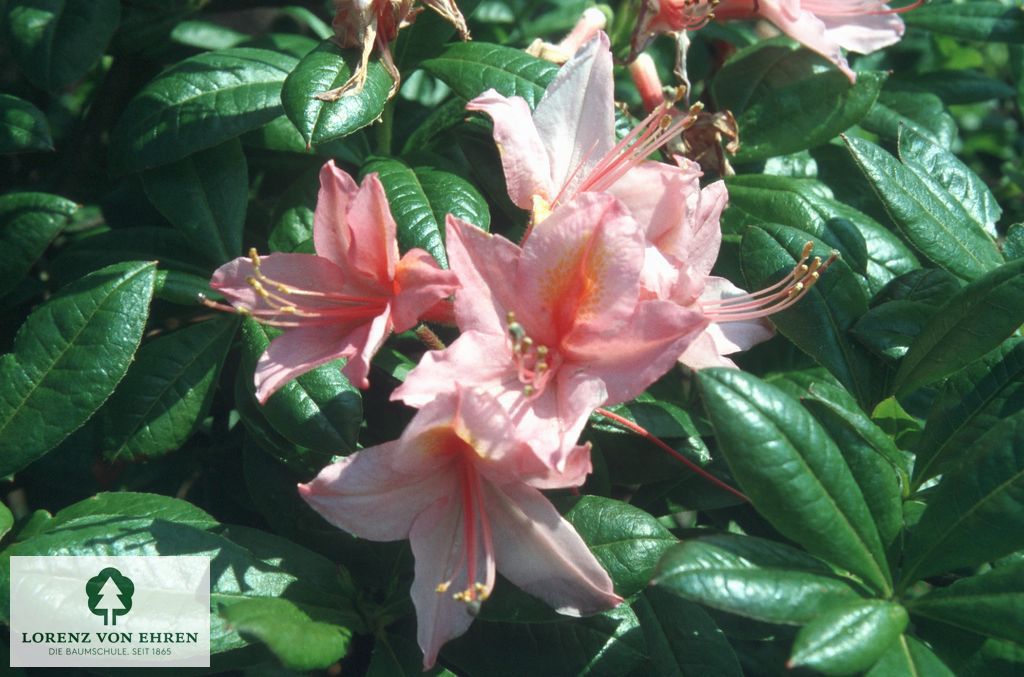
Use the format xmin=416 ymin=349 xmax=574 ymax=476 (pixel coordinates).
xmin=391 ymin=0 xmax=479 ymax=68
xmin=633 ymin=587 xmax=742 ymax=677
xmin=219 ymin=598 xmax=352 ymax=670
xmin=170 ymin=19 xmax=246 ymax=50
xmin=802 ymin=382 xmax=906 ymax=549
xmin=894 ymin=258 xmax=1024 ymax=396
xmin=904 ymin=2 xmax=1024 ymax=43
xmin=740 ymin=223 xmax=881 ymax=407
xmin=442 ymin=603 xmax=644 ymax=677
xmin=99 ymin=318 xmax=238 ymax=462
xmin=0 ymin=94 xmax=52 ymax=154
xmin=0 ymin=261 xmax=156 ymax=476
xmin=0 ymin=192 xmax=76 ymax=297
xmin=907 ymin=561 xmax=1024 ymax=643
xmin=281 ymin=39 xmax=393 ymax=147
xmin=564 ymin=496 xmax=676 ymax=597
xmin=712 ymin=40 xmax=819 ymax=114
xmin=0 ymin=502 xmax=14 ymax=541
xmin=269 ymin=166 xmax=319 ymax=253
xmin=698 ymin=369 xmax=891 ymax=593
xmin=48 ymin=491 xmax=218 ymax=530
xmin=900 ymin=412 xmax=1024 ymax=584
xmin=4 ymin=0 xmax=120 ymax=91
xmin=789 ymin=601 xmax=908 ymax=675
xmin=871 ymin=268 xmax=961 ymax=309
xmin=890 ymin=69 xmax=1017 ymax=105
xmin=1005 ymin=223 xmax=1024 ymax=261
xmin=653 ymin=535 xmax=863 ymax=624
xmin=110 ymin=48 xmax=297 ymax=174
xmin=239 ymin=318 xmax=361 ymax=465
xmin=153 ymin=269 xmax=218 ymax=306
xmin=899 ymin=125 xmax=1001 ymax=238
xmin=861 ymin=90 xmax=957 ymax=147
xmin=422 ymin=42 xmax=558 ymax=108
xmin=914 ymin=339 xmax=1024 ymax=486
xmin=844 ymin=135 xmax=1003 ymax=281
xmin=142 ymin=138 xmax=247 ymax=264
xmin=865 ymin=635 xmax=955 ymax=677
xmin=49 ymin=227 xmax=211 ymax=286
xmin=852 ymin=300 xmax=935 ymax=361
xmin=735 ymin=71 xmax=885 ymax=162
xmin=363 ymin=158 xmax=490 ymax=267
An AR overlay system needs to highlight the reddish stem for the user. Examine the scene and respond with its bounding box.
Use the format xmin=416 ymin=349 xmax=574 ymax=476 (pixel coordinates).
xmin=594 ymin=407 xmax=749 ymax=503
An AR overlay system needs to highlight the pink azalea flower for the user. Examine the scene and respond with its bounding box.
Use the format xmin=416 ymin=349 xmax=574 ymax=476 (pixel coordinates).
xmin=394 ymin=193 xmax=708 ymax=469
xmin=208 ymin=160 xmax=458 ymax=402
xmin=298 ymin=386 xmax=622 ymax=668
xmin=713 ymin=0 xmax=924 ymax=81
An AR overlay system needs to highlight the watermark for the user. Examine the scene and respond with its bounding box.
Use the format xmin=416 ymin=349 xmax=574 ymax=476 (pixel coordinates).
xmin=10 ymin=556 xmax=210 ymax=668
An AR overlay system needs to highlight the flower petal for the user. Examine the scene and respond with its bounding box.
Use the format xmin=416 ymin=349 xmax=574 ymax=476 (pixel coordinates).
xmin=445 ymin=215 xmax=522 ymax=336
xmin=339 ymin=308 xmax=393 ymax=390
xmin=391 ymin=248 xmax=460 ymax=332
xmin=210 ymin=253 xmax=348 ymax=314
xmin=819 ymin=11 xmax=904 ymax=54
xmin=393 ymin=330 xmax=514 ymax=408
xmin=298 ymin=440 xmax=454 ymax=542
xmin=465 ymin=90 xmax=554 ymax=209
xmin=346 ymin=171 xmax=400 ymax=284
xmin=608 ymin=159 xmax=702 ymax=246
xmin=312 ymin=161 xmax=361 ymax=270
xmin=254 ymin=324 xmax=359 ymax=403
xmin=532 ymin=33 xmax=615 ymax=198
xmin=486 ymin=481 xmax=622 ymax=616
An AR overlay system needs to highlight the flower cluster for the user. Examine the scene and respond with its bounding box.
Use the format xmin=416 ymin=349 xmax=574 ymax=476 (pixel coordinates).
xmin=211 ymin=27 xmax=847 ymax=670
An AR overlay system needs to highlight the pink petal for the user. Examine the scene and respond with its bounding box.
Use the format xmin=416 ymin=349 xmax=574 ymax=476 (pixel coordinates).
xmin=339 ymin=309 xmax=393 ymax=390
xmin=391 ymin=248 xmax=460 ymax=332
xmin=346 ymin=172 xmax=399 ymax=284
xmin=820 ymin=12 xmax=905 ymax=54
xmin=297 ymin=441 xmax=454 ymax=542
xmin=312 ymin=161 xmax=360 ymax=270
xmin=486 ymin=481 xmax=622 ymax=616
xmin=254 ymin=324 xmax=359 ymax=403
xmin=393 ymin=330 xmax=512 ymax=407
xmin=518 ymin=193 xmax=643 ymax=348
xmin=532 ymin=33 xmax=615 ymax=198
xmin=677 ymin=332 xmax=740 ymax=370
xmin=210 ymin=253 xmax=348 ymax=313
xmin=686 ymin=180 xmax=728 ymax=277
xmin=409 ymin=496 xmax=490 ymax=669
xmin=465 ymin=90 xmax=554 ymax=209
xmin=445 ymin=215 xmax=522 ymax=336
xmin=608 ymin=159 xmax=701 ymax=246
xmin=758 ymin=2 xmax=857 ymax=81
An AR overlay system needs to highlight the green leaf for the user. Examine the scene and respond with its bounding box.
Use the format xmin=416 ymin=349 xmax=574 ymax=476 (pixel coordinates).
xmin=844 ymin=135 xmax=1003 ymax=281
xmin=269 ymin=166 xmax=319 ymax=253
xmin=633 ymin=587 xmax=742 ymax=677
xmin=0 ymin=192 xmax=76 ymax=297
xmin=904 ymin=2 xmax=1024 ymax=43
xmin=851 ymin=300 xmax=935 ymax=361
xmin=0 ymin=502 xmax=13 ymax=541
xmin=789 ymin=601 xmax=908 ymax=675
xmin=170 ymin=19 xmax=247 ymax=50
xmin=99 ymin=318 xmax=238 ymax=462
xmin=802 ymin=382 xmax=906 ymax=549
xmin=219 ymin=598 xmax=352 ymax=671
xmin=893 ymin=258 xmax=1024 ymax=396
xmin=1005 ymin=223 xmax=1024 ymax=261
xmin=363 ymin=158 xmax=490 ymax=267
xmin=861 ymin=90 xmax=957 ymax=147
xmin=281 ymin=39 xmax=393 ymax=147
xmin=0 ymin=261 xmax=157 ymax=476
xmin=110 ymin=48 xmax=297 ymax=174
xmin=900 ymin=412 xmax=1024 ymax=584
xmin=890 ymin=70 xmax=1017 ymax=106
xmin=652 ymin=535 xmax=863 ymax=624
xmin=153 ymin=269 xmax=219 ymax=306
xmin=49 ymin=227 xmax=211 ymax=286
xmin=0 ymin=94 xmax=52 ymax=153
xmin=907 ymin=561 xmax=1024 ymax=643
xmin=898 ymin=125 xmax=1001 ymax=238
xmin=865 ymin=635 xmax=955 ymax=677
xmin=564 ymin=496 xmax=676 ymax=597
xmin=422 ymin=42 xmax=558 ymax=108
xmin=142 ymin=138 xmax=247 ymax=264
xmin=698 ymin=369 xmax=891 ymax=593
xmin=914 ymin=338 xmax=1024 ymax=487
xmin=735 ymin=71 xmax=886 ymax=162
xmin=740 ymin=223 xmax=881 ymax=407
xmin=443 ymin=603 xmax=644 ymax=677
xmin=239 ymin=318 xmax=362 ymax=465
xmin=48 ymin=491 xmax=218 ymax=530
xmin=872 ymin=268 xmax=961 ymax=309
xmin=3 ymin=0 xmax=120 ymax=91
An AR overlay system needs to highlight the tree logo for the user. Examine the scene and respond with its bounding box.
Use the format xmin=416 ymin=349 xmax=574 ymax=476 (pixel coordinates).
xmin=86 ymin=567 xmax=135 ymax=626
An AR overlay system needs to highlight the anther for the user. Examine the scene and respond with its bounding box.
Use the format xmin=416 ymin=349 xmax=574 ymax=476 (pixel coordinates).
xmin=436 ymin=582 xmax=451 ymax=594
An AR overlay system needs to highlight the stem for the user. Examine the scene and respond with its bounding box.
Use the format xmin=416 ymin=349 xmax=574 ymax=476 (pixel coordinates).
xmin=414 ymin=324 xmax=446 ymax=350
xmin=594 ymin=407 xmax=749 ymax=503
xmin=376 ymin=100 xmax=394 ymax=156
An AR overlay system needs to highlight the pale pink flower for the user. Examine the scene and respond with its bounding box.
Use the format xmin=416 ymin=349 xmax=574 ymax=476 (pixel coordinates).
xmin=394 ymin=193 xmax=708 ymax=469
xmin=298 ymin=386 xmax=622 ymax=668
xmin=527 ymin=7 xmax=607 ymax=64
xmin=713 ymin=0 xmax=923 ymax=81
xmin=208 ymin=161 xmax=458 ymax=402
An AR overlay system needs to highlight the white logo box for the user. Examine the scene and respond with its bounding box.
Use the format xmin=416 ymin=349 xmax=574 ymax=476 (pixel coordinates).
xmin=10 ymin=556 xmax=210 ymax=668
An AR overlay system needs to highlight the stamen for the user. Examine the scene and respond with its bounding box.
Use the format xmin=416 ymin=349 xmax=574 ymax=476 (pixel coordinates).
xmin=435 ymin=463 xmax=495 ymax=609
xmin=505 ymin=312 xmax=554 ymax=399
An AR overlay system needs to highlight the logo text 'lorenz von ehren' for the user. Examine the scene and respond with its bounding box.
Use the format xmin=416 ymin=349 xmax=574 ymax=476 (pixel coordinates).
xmin=10 ymin=556 xmax=211 ymax=668
xmin=86 ymin=568 xmax=135 ymax=626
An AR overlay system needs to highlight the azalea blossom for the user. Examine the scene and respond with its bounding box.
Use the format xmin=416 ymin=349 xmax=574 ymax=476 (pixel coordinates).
xmin=207 ymin=161 xmax=458 ymax=401
xmin=394 ymin=193 xmax=708 ymax=469
xmin=321 ymin=0 xmax=470 ymax=100
xmin=712 ymin=0 xmax=924 ymax=81
xmin=299 ymin=387 xmax=622 ymax=668
xmin=526 ymin=7 xmax=607 ymax=64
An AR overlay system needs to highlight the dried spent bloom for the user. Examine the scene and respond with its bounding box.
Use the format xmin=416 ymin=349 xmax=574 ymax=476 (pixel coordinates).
xmin=713 ymin=0 xmax=924 ymax=81
xmin=299 ymin=387 xmax=621 ymax=668
xmin=206 ymin=161 xmax=458 ymax=401
xmin=320 ymin=0 xmax=470 ymax=100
